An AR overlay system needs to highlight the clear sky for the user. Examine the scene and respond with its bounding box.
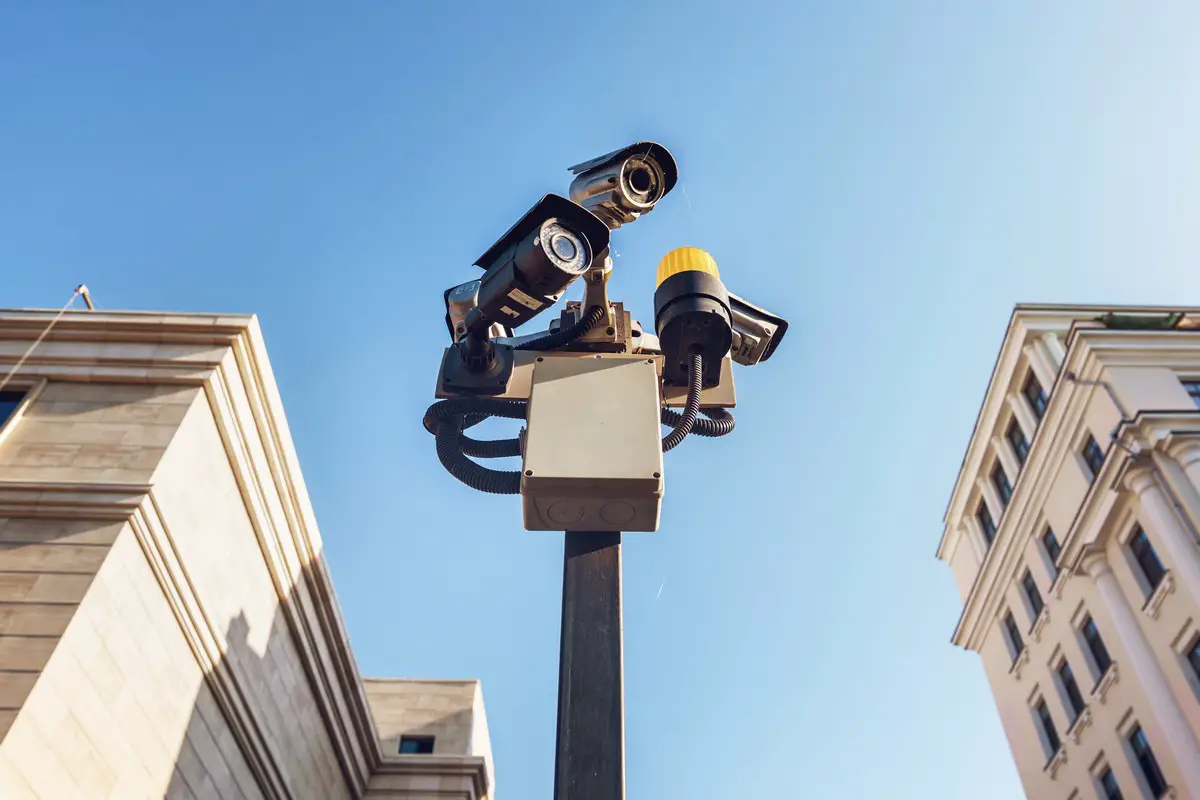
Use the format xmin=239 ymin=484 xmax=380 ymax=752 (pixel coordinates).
xmin=3 ymin=3 xmax=1200 ymax=797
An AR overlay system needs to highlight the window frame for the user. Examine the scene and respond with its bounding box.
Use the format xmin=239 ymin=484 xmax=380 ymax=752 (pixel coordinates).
xmin=1033 ymin=697 xmax=1062 ymax=763
xmin=1023 ymin=371 xmax=1048 ymax=421
xmin=1096 ymin=764 xmax=1124 ymax=800
xmin=1080 ymin=614 xmax=1113 ymax=684
xmin=1127 ymin=526 xmax=1167 ymax=596
xmin=398 ymin=735 xmax=436 ymax=755
xmin=1081 ymin=433 xmax=1106 ymax=480
xmin=1020 ymin=569 xmax=1044 ymax=625
xmin=0 ymin=380 xmax=45 ymax=449
xmin=1006 ymin=417 xmax=1030 ymax=465
xmin=1126 ymin=724 xmax=1169 ymax=799
xmin=1056 ymin=658 xmax=1087 ymax=722
xmin=977 ymin=501 xmax=997 ymax=547
xmin=1041 ymin=527 xmax=1063 ymax=576
xmin=991 ymin=462 xmax=1013 ymax=508
xmin=1182 ymin=378 xmax=1200 ymax=409
xmin=1002 ymin=610 xmax=1025 ymax=663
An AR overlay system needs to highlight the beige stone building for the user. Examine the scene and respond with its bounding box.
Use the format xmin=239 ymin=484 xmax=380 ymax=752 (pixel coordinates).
xmin=0 ymin=308 xmax=494 ymax=799
xmin=939 ymin=305 xmax=1200 ymax=799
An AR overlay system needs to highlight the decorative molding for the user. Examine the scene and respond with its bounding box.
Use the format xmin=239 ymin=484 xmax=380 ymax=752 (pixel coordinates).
xmin=1010 ymin=646 xmax=1031 ymax=681
xmin=1032 ymin=606 xmax=1051 ymax=643
xmin=129 ymin=491 xmax=292 ymax=800
xmin=1067 ymin=706 xmax=1093 ymax=745
xmin=1045 ymin=745 xmax=1068 ymax=780
xmin=0 ymin=480 xmax=151 ymax=519
xmin=1092 ymin=663 xmax=1120 ymax=705
xmin=1143 ymin=571 xmax=1175 ymax=621
xmin=1053 ymin=568 xmax=1070 ymax=600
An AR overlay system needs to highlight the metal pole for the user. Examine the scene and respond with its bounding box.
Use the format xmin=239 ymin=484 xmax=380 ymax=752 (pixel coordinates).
xmin=553 ymin=531 xmax=625 ymax=800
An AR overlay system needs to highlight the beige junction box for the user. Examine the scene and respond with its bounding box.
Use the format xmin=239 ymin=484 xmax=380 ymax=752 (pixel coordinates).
xmin=521 ymin=353 xmax=664 ymax=532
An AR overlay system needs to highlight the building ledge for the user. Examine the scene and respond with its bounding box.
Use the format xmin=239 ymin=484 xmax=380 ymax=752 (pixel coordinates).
xmin=1044 ymin=746 xmax=1068 ymax=780
xmin=1010 ymin=646 xmax=1031 ymax=681
xmin=1052 ymin=568 xmax=1069 ymax=600
xmin=1091 ymin=663 xmax=1119 ymax=705
xmin=1031 ymin=606 xmax=1051 ymax=643
xmin=1142 ymin=571 xmax=1175 ymax=621
xmin=1066 ymin=706 xmax=1092 ymax=745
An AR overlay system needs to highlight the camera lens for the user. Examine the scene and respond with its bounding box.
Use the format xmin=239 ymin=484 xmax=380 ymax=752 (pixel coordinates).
xmin=538 ymin=221 xmax=589 ymax=275
xmin=628 ymin=167 xmax=652 ymax=193
xmin=550 ymin=233 xmax=577 ymax=261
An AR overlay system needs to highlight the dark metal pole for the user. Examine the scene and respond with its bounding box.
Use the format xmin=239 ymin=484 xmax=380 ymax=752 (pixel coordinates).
xmin=553 ymin=531 xmax=624 ymax=800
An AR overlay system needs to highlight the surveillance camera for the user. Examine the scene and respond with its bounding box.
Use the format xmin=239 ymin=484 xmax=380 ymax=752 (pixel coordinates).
xmin=444 ymin=280 xmax=513 ymax=343
xmin=568 ymin=142 xmax=678 ymax=230
xmin=728 ymin=293 xmax=788 ymax=366
xmin=464 ymin=194 xmax=611 ymax=335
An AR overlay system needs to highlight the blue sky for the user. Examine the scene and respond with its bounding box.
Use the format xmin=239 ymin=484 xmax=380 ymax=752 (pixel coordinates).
xmin=3 ymin=3 xmax=1199 ymax=797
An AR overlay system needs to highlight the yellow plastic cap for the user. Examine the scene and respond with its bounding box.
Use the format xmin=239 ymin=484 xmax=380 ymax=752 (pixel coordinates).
xmin=656 ymin=247 xmax=721 ymax=287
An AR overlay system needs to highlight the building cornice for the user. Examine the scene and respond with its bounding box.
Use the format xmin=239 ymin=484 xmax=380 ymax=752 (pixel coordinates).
xmin=950 ymin=327 xmax=1200 ymax=650
xmin=0 ymin=310 xmax=403 ymax=797
xmin=938 ymin=308 xmax=1200 ymax=561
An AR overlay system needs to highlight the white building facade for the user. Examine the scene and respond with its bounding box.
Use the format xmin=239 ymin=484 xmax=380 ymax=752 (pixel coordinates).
xmin=0 ymin=308 xmax=493 ymax=799
xmin=938 ymin=305 xmax=1200 ymax=799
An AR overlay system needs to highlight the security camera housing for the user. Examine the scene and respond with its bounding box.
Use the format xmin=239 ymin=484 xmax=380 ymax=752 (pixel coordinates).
xmin=568 ymin=142 xmax=679 ymax=229
xmin=467 ymin=194 xmax=611 ymax=334
xmin=728 ymin=292 xmax=789 ymax=366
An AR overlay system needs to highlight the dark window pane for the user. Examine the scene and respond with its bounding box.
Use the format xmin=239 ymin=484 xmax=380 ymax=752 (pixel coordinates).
xmin=1058 ymin=660 xmax=1086 ymax=718
xmin=1003 ymin=611 xmax=1024 ymax=660
xmin=1099 ymin=767 xmax=1123 ymax=800
xmin=399 ymin=736 xmax=435 ymax=754
xmin=1082 ymin=434 xmax=1105 ymax=478
xmin=1129 ymin=528 xmax=1166 ymax=592
xmin=977 ymin=503 xmax=997 ymax=546
xmin=1184 ymin=380 xmax=1200 ymax=409
xmin=1006 ymin=419 xmax=1030 ymax=465
xmin=1188 ymin=635 xmax=1200 ymax=681
xmin=1035 ymin=699 xmax=1060 ymax=755
xmin=991 ymin=463 xmax=1013 ymax=507
xmin=1022 ymin=571 xmax=1044 ymax=618
xmin=0 ymin=391 xmax=23 ymax=426
xmin=1083 ymin=616 xmax=1112 ymax=677
xmin=1041 ymin=528 xmax=1062 ymax=573
xmin=1128 ymin=725 xmax=1169 ymax=798
xmin=1024 ymin=373 xmax=1048 ymax=420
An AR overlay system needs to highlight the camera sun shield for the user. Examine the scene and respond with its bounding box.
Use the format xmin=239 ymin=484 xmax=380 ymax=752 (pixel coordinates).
xmin=470 ymin=194 xmax=610 ymax=333
xmin=568 ymin=142 xmax=679 ymax=230
xmin=728 ymin=292 xmax=789 ymax=365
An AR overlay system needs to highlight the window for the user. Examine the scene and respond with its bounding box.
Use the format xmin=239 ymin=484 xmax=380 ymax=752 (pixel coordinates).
xmin=1128 ymin=725 xmax=1169 ymax=798
xmin=991 ymin=463 xmax=1013 ymax=508
xmin=1006 ymin=419 xmax=1030 ymax=465
xmin=1183 ymin=379 xmax=1200 ymax=409
xmin=1003 ymin=610 xmax=1024 ymax=661
xmin=1098 ymin=766 xmax=1124 ymax=800
xmin=0 ymin=391 xmax=23 ymax=427
xmin=1057 ymin=660 xmax=1086 ymax=720
xmin=1021 ymin=570 xmax=1044 ymax=619
xmin=1082 ymin=434 xmax=1105 ymax=479
xmin=1082 ymin=615 xmax=1113 ymax=679
xmin=1034 ymin=698 xmax=1061 ymax=758
xmin=977 ymin=502 xmax=997 ymax=547
xmin=398 ymin=736 xmax=435 ymax=754
xmin=1041 ymin=527 xmax=1062 ymax=574
xmin=1024 ymin=372 xmax=1048 ymax=420
xmin=1188 ymin=634 xmax=1200 ymax=681
xmin=1128 ymin=527 xmax=1166 ymax=593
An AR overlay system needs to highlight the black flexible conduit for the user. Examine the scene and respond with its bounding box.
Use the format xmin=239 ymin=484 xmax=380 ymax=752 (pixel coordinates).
xmin=516 ymin=305 xmax=606 ymax=351
xmin=662 ymin=406 xmax=735 ymax=437
xmin=661 ymin=349 xmax=703 ymax=452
